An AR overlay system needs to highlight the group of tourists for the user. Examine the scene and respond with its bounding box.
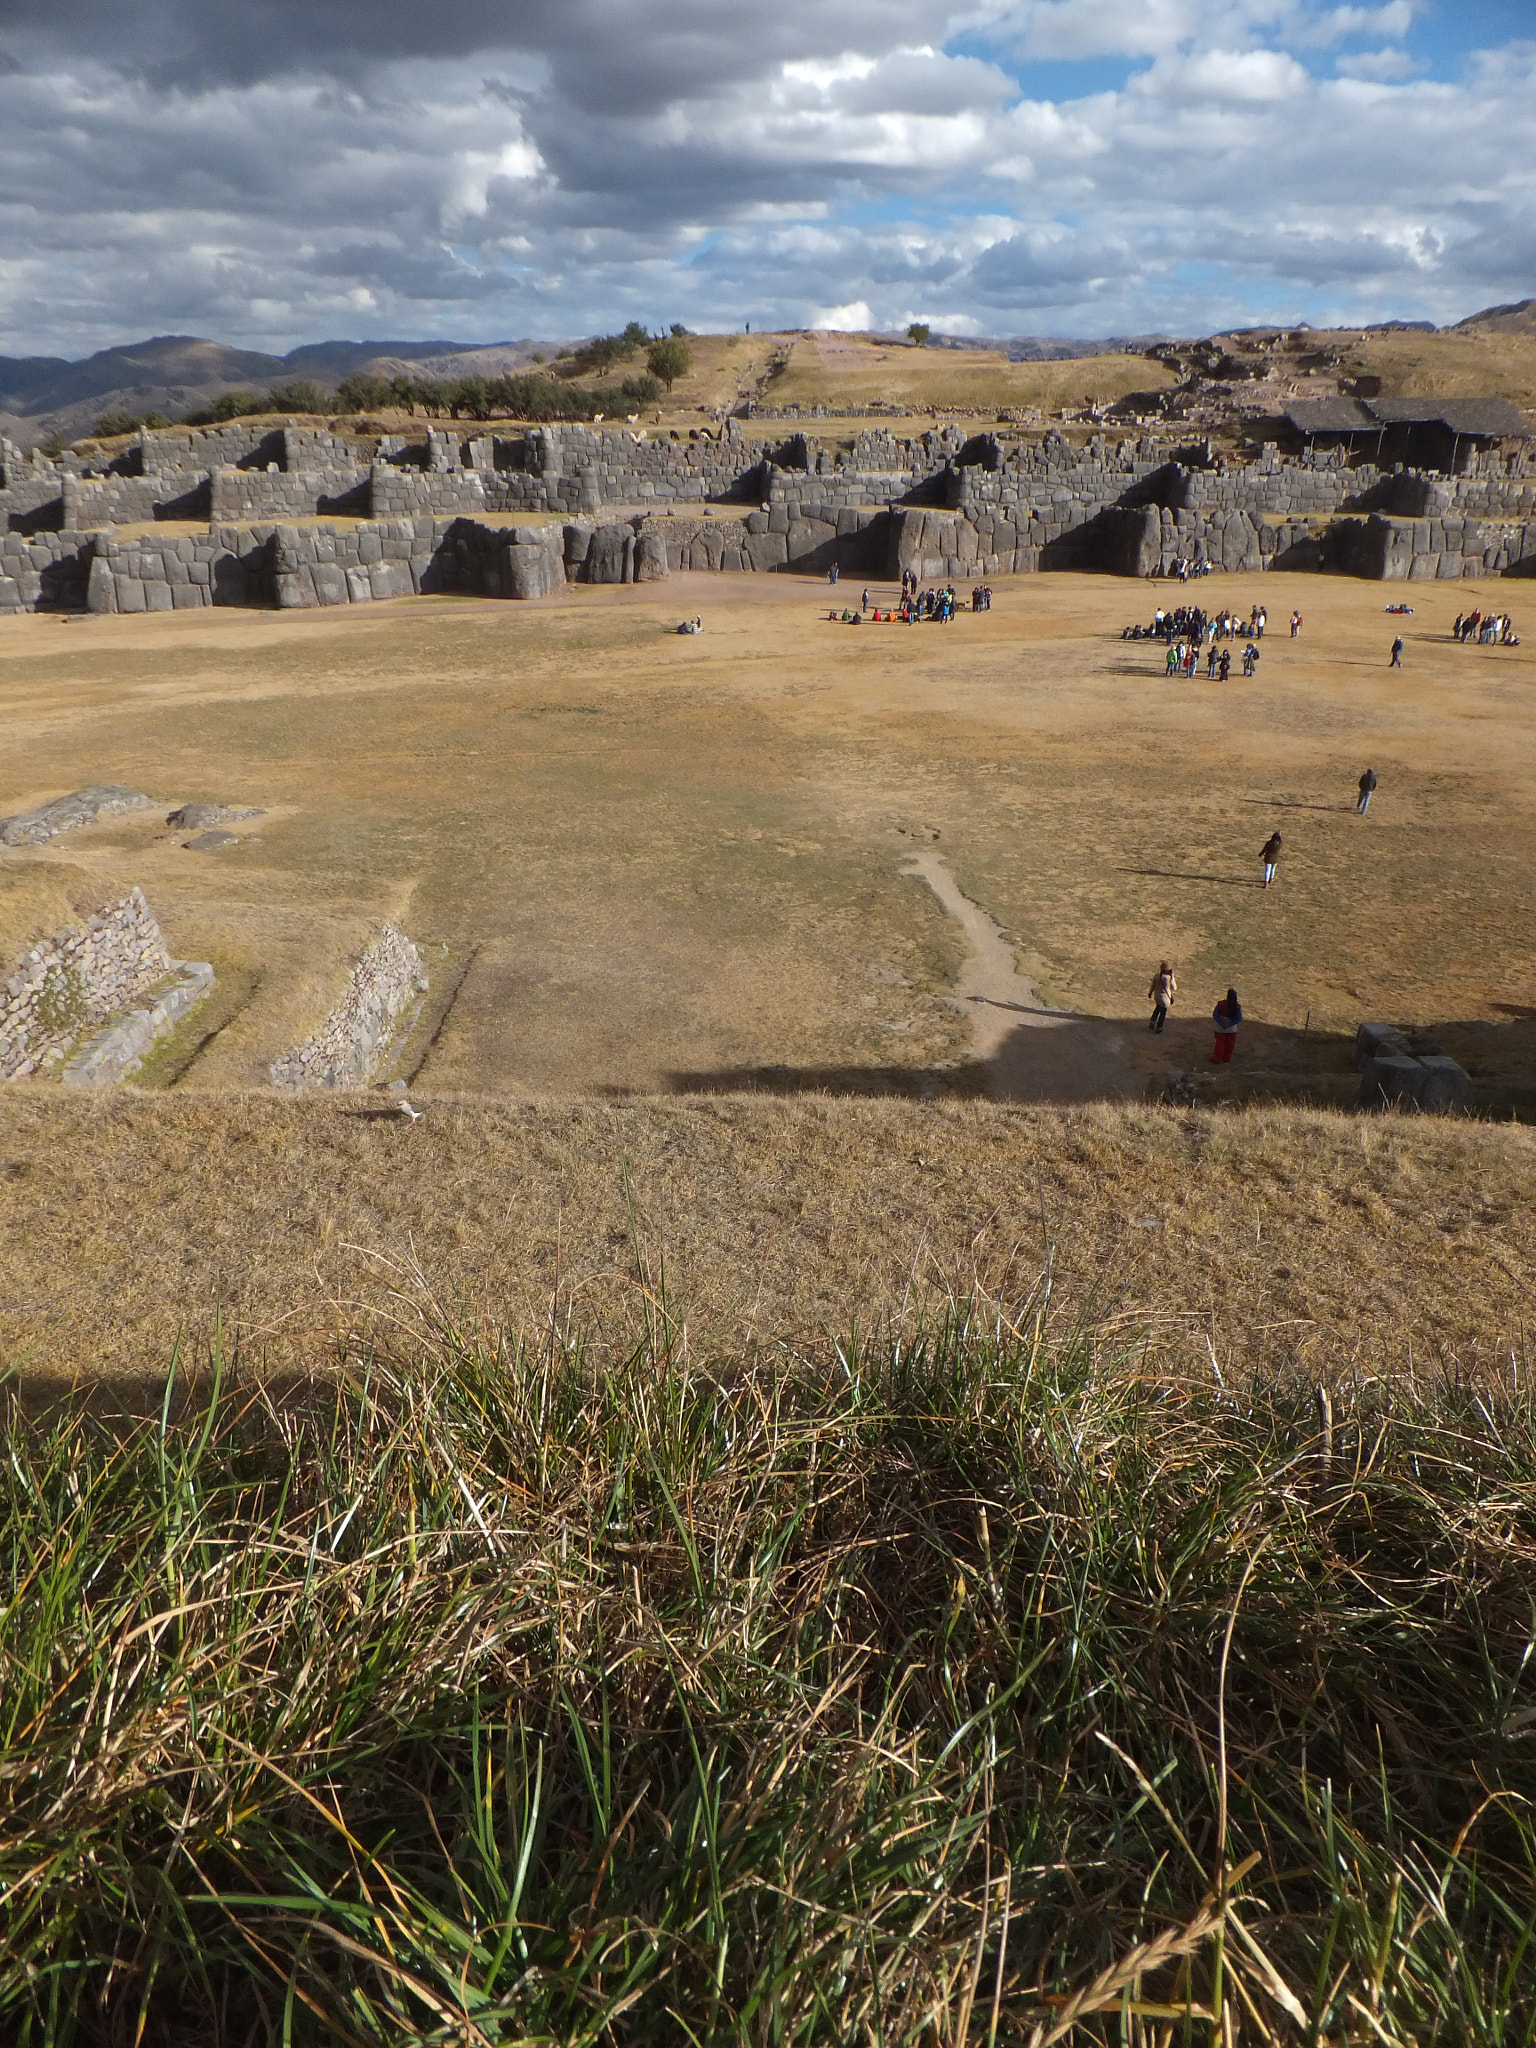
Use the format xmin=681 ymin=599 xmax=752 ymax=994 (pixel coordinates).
xmin=904 ymin=585 xmax=961 ymax=623
xmin=1124 ymin=603 xmax=1270 ymax=646
xmin=824 ymin=579 xmax=979 ymax=626
xmin=1157 ymin=557 xmax=1214 ymax=581
xmin=1453 ymin=608 xmax=1519 ymax=646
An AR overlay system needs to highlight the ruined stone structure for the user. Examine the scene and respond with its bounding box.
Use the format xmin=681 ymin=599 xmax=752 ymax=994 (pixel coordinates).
xmin=4 ymin=414 xmax=1535 ymax=615
xmin=269 ymin=924 xmax=429 ymax=1091
xmin=0 ymin=888 xmax=187 ymax=1079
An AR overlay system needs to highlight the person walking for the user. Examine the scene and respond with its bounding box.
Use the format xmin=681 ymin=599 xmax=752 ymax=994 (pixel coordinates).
xmin=1357 ymin=767 xmax=1377 ymax=814
xmin=1211 ymin=987 xmax=1243 ymax=1063
xmin=1260 ymin=830 xmax=1282 ymax=888
xmin=1218 ymin=647 xmax=1231 ymax=684
xmin=1148 ymin=962 xmax=1176 ymax=1033
xmin=1389 ymin=635 xmax=1403 ymax=667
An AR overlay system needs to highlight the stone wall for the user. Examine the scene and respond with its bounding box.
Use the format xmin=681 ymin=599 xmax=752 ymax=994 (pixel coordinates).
xmin=0 ymin=530 xmax=95 ymax=611
xmin=370 ymin=465 xmax=490 ymax=521
xmin=86 ymin=527 xmax=276 ymax=611
xmin=211 ymin=465 xmax=370 ymax=521
xmin=63 ymin=963 xmax=214 ymax=1087
xmin=10 ymin=416 xmax=1536 ymax=613
xmin=269 ymin=924 xmax=428 ymax=1090
xmin=0 ymin=888 xmax=174 ymax=1079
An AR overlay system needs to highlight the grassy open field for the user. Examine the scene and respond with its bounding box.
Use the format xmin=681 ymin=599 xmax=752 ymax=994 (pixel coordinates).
xmin=1 ymin=569 xmax=1532 ymax=1106
xmin=5 ymin=1304 xmax=1533 ymax=2045
xmin=1351 ymin=323 xmax=1536 ymax=408
xmin=753 ymin=332 xmax=1173 ymax=415
xmin=0 ymin=567 xmax=1533 ymax=1382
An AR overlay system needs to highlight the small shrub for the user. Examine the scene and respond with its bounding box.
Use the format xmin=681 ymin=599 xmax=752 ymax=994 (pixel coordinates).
xmin=178 ymin=391 xmax=262 ymax=427
xmin=93 ymin=410 xmax=140 ymax=439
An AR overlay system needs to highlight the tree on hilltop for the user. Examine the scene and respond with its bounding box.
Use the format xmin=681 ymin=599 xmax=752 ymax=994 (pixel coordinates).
xmin=646 ymin=336 xmax=692 ymax=390
xmin=907 ymin=322 xmax=931 ymax=347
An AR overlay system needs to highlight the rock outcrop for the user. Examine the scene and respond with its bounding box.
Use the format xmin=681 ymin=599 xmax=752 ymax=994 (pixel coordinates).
xmin=0 ymin=786 xmax=154 ymax=847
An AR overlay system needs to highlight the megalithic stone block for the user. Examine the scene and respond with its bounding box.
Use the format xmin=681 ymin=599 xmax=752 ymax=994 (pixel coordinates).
xmin=1358 ymin=1054 xmax=1426 ymax=1109
xmin=1417 ymin=1056 xmax=1471 ymax=1113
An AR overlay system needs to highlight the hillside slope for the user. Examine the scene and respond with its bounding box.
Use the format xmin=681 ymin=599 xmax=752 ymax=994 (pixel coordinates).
xmin=3 ymin=1093 xmax=1530 ymax=1385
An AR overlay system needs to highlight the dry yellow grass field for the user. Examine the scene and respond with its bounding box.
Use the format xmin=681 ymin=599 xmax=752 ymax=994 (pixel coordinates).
xmin=1351 ymin=323 xmax=1536 ymax=408
xmin=2 ymin=1092 xmax=1532 ymax=1386
xmin=750 ymin=332 xmax=1172 ymax=414
xmin=2 ymin=567 xmax=1533 ymax=1379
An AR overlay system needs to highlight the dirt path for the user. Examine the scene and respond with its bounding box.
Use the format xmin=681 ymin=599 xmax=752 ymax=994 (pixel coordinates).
xmin=905 ymin=850 xmax=1140 ymax=1104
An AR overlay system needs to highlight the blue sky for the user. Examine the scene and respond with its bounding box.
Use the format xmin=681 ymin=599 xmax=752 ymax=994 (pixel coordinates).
xmin=0 ymin=0 xmax=1532 ymax=355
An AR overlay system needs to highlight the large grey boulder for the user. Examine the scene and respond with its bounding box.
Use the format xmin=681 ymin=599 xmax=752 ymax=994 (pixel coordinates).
xmin=1357 ymin=1051 xmax=1471 ymax=1113
xmin=633 ymin=530 xmax=669 ymax=582
xmin=586 ymin=523 xmax=634 ymax=584
xmin=502 ymin=539 xmax=564 ymax=599
xmin=1417 ymin=1055 xmax=1471 ymax=1113
xmin=86 ymin=555 xmax=118 ymax=613
xmin=563 ymin=523 xmax=593 ymax=574
xmin=1105 ymin=504 xmax=1159 ymax=577
xmin=1359 ymin=1054 xmax=1427 ymax=1108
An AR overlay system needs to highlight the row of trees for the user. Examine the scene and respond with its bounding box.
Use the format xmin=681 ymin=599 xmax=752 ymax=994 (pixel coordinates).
xmin=331 ymin=367 xmax=667 ymax=421
xmin=90 ymin=329 xmax=696 ymax=440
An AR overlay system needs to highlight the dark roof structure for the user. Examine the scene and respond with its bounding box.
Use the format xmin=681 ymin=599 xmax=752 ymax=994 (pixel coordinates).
xmin=1282 ymin=395 xmax=1534 ymax=439
xmin=1282 ymin=398 xmax=1375 ymax=433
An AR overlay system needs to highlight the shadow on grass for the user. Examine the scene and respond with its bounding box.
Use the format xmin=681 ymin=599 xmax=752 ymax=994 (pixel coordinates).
xmin=670 ymin=1010 xmax=1536 ymax=1116
xmin=1237 ymin=796 xmax=1360 ymax=814
xmin=1115 ymin=864 xmax=1263 ymax=887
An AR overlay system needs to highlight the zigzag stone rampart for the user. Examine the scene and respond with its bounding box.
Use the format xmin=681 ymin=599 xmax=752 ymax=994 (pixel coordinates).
xmin=4 ymin=421 xmax=1536 ymax=613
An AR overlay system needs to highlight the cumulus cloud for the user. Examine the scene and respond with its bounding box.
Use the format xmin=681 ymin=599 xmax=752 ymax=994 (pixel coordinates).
xmin=0 ymin=0 xmax=1530 ymax=355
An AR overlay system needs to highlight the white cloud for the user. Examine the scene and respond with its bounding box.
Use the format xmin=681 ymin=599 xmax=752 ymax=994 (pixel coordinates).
xmin=0 ymin=2 xmax=1530 ymax=358
xmin=1335 ymin=46 xmax=1423 ymax=78
xmin=812 ymin=299 xmax=874 ymax=328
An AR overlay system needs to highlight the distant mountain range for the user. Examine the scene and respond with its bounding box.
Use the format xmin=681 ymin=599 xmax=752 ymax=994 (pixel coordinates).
xmin=2 ymin=302 xmax=1530 ymax=443
xmin=0 ymin=335 xmax=541 ymax=441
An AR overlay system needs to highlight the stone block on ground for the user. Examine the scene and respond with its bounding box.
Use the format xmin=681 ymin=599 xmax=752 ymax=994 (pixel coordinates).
xmin=1358 ymin=1054 xmax=1426 ymax=1109
xmin=1417 ymin=1055 xmax=1471 ymax=1113
xmin=1354 ymin=1022 xmax=1411 ymax=1065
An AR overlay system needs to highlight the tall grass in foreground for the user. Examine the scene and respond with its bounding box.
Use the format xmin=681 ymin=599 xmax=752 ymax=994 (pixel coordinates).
xmin=2 ymin=1289 xmax=1534 ymax=2046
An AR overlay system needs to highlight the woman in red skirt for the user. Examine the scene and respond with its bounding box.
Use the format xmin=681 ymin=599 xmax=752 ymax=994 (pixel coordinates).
xmin=1211 ymin=987 xmax=1242 ymax=1063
